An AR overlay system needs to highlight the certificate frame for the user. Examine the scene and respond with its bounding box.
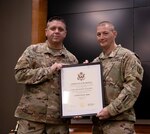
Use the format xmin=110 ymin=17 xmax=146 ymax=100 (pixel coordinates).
xmin=60 ymin=62 xmax=104 ymax=118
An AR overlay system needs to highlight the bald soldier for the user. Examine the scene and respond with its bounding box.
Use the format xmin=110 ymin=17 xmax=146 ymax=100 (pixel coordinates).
xmin=89 ymin=21 xmax=144 ymax=134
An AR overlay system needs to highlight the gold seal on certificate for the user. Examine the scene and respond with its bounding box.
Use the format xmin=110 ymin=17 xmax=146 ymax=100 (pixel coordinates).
xmin=60 ymin=62 xmax=104 ymax=117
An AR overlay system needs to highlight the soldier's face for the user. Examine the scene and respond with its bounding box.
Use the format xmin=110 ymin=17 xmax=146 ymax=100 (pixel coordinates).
xmin=96 ymin=24 xmax=117 ymax=49
xmin=45 ymin=20 xmax=67 ymax=44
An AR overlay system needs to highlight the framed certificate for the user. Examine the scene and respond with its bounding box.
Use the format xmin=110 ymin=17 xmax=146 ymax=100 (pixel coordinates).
xmin=60 ymin=62 xmax=104 ymax=118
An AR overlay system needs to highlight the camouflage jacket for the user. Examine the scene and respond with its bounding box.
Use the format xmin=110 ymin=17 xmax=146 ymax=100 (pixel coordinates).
xmin=93 ymin=45 xmax=144 ymax=122
xmin=14 ymin=41 xmax=78 ymax=124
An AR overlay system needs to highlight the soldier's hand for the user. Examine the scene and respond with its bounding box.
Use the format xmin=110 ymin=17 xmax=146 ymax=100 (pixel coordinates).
xmin=51 ymin=62 xmax=62 ymax=72
xmin=83 ymin=60 xmax=89 ymax=64
xmin=73 ymin=115 xmax=83 ymax=120
xmin=96 ymin=107 xmax=111 ymax=120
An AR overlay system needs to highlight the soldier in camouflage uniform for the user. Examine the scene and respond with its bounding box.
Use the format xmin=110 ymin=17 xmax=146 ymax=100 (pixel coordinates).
xmin=91 ymin=21 xmax=144 ymax=134
xmin=14 ymin=16 xmax=78 ymax=134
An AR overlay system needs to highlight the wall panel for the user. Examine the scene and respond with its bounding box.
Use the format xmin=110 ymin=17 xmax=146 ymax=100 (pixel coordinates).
xmin=49 ymin=0 xmax=133 ymax=14
xmin=48 ymin=0 xmax=150 ymax=121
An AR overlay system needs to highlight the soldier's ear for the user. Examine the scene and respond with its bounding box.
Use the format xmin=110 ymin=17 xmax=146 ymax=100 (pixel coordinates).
xmin=113 ymin=30 xmax=117 ymax=38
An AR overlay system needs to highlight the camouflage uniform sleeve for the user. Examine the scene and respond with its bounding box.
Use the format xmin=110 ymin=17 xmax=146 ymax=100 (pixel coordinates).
xmin=71 ymin=55 xmax=78 ymax=64
xmin=14 ymin=46 xmax=54 ymax=85
xmin=107 ymin=53 xmax=144 ymax=116
xmin=66 ymin=49 xmax=78 ymax=64
xmin=92 ymin=57 xmax=100 ymax=63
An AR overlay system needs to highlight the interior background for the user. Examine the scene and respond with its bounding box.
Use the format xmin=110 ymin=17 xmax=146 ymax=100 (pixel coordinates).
xmin=48 ymin=0 xmax=150 ymax=120
xmin=0 ymin=0 xmax=150 ymax=133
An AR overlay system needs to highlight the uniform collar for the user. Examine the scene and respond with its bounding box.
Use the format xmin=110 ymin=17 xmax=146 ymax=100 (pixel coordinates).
xmin=100 ymin=44 xmax=121 ymax=59
xmin=43 ymin=40 xmax=68 ymax=57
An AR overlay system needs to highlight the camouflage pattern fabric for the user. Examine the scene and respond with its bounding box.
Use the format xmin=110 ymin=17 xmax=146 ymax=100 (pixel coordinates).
xmin=17 ymin=119 xmax=69 ymax=134
xmin=92 ymin=120 xmax=135 ymax=134
xmin=14 ymin=41 xmax=78 ymax=124
xmin=92 ymin=45 xmax=143 ymax=133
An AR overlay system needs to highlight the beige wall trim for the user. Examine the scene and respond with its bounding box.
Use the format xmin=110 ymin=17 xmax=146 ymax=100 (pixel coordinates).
xmin=32 ymin=0 xmax=48 ymax=44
